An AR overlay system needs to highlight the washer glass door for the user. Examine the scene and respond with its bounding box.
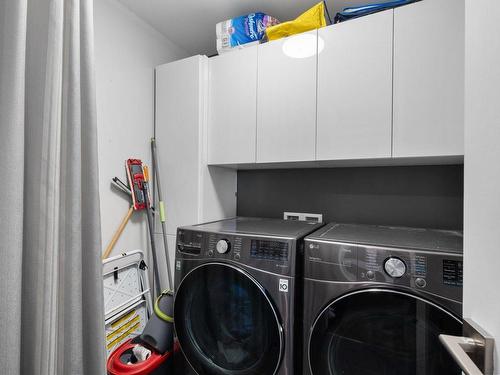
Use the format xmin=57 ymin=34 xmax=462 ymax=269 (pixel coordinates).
xmin=175 ymin=263 xmax=283 ymax=375
xmin=309 ymin=289 xmax=462 ymax=375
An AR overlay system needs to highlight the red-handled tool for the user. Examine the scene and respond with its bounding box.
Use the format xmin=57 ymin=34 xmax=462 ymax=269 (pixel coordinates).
xmin=126 ymin=159 xmax=147 ymax=211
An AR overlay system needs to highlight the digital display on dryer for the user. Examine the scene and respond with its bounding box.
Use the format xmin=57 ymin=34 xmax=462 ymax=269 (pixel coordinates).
xmin=250 ymin=240 xmax=289 ymax=261
xmin=443 ymin=259 xmax=463 ymax=286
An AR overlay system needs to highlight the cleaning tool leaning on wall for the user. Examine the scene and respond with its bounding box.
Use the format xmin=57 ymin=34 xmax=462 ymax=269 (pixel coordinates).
xmin=107 ymin=142 xmax=177 ymax=374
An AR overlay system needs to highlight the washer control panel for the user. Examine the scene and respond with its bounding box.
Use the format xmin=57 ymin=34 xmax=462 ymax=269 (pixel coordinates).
xmin=250 ymin=240 xmax=289 ymax=261
xmin=176 ymin=229 xmax=296 ymax=276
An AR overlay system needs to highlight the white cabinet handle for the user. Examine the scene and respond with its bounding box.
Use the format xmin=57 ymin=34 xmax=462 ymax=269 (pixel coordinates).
xmin=439 ymin=319 xmax=495 ymax=375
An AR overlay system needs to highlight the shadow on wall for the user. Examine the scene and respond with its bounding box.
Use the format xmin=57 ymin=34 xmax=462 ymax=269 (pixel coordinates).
xmin=237 ymin=165 xmax=463 ymax=230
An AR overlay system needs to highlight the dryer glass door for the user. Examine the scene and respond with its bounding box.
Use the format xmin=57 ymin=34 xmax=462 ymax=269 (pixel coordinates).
xmin=309 ymin=289 xmax=462 ymax=375
xmin=175 ymin=263 xmax=283 ymax=375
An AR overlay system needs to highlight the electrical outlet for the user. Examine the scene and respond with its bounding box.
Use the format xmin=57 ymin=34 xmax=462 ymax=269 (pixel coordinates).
xmin=283 ymin=212 xmax=323 ymax=223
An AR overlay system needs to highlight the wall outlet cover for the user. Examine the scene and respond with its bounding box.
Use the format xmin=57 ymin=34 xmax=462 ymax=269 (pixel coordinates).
xmin=283 ymin=212 xmax=323 ymax=223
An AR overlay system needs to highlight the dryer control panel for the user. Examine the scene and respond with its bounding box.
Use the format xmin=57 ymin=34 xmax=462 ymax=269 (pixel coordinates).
xmin=304 ymin=240 xmax=463 ymax=303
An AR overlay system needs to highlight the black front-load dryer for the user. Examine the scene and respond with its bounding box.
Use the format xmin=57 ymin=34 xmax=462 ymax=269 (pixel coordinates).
xmin=174 ymin=217 xmax=323 ymax=375
xmin=303 ymin=223 xmax=464 ymax=375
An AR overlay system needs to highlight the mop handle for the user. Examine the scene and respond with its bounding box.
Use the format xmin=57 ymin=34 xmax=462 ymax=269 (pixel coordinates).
xmin=151 ymin=138 xmax=174 ymax=290
xmin=142 ymin=178 xmax=162 ymax=297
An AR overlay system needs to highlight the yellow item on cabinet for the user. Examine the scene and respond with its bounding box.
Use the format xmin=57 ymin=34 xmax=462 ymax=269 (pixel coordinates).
xmin=265 ymin=2 xmax=327 ymax=41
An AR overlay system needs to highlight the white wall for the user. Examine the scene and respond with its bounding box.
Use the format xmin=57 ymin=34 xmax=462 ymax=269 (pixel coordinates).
xmin=464 ymin=0 xmax=500 ymax=372
xmin=94 ymin=0 xmax=188 ymax=273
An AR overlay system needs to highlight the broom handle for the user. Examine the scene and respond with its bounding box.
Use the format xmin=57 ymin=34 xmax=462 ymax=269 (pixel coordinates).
xmin=102 ymin=205 xmax=134 ymax=259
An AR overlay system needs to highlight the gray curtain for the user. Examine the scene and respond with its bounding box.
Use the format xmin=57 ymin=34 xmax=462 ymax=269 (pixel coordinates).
xmin=0 ymin=0 xmax=105 ymax=374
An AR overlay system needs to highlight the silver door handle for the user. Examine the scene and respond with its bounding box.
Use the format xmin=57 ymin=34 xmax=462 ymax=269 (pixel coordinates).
xmin=439 ymin=319 xmax=495 ymax=375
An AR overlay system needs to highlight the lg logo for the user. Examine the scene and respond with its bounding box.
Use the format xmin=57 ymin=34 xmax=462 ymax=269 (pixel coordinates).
xmin=279 ymin=279 xmax=289 ymax=293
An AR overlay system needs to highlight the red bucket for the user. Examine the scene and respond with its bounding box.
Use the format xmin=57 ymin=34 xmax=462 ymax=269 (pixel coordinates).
xmin=107 ymin=339 xmax=179 ymax=375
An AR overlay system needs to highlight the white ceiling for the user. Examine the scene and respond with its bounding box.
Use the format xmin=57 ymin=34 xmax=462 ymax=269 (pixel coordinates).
xmin=117 ymin=0 xmax=383 ymax=56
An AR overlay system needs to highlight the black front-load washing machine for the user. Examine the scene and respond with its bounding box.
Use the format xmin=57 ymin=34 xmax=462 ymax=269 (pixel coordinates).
xmin=303 ymin=223 xmax=464 ymax=375
xmin=173 ymin=217 xmax=323 ymax=375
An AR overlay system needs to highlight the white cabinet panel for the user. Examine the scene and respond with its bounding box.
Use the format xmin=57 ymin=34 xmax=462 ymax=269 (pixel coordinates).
xmin=155 ymin=56 xmax=204 ymax=235
xmin=156 ymin=56 xmax=237 ymax=236
xmin=393 ymin=0 xmax=464 ymax=157
xmin=317 ymin=11 xmax=393 ymax=160
xmin=464 ymin=0 xmax=500 ymax=363
xmin=201 ymin=166 xmax=237 ymax=223
xmin=257 ymin=31 xmax=317 ymax=163
xmin=208 ymin=48 xmax=257 ymax=164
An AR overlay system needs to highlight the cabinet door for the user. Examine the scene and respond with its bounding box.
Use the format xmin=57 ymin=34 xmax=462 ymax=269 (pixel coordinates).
xmin=155 ymin=56 xmax=203 ymax=235
xmin=257 ymin=31 xmax=317 ymax=163
xmin=208 ymin=48 xmax=257 ymax=164
xmin=317 ymin=11 xmax=393 ymax=160
xmin=393 ymin=0 xmax=464 ymax=157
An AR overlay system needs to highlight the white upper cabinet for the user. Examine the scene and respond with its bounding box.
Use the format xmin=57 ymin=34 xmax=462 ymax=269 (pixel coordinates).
xmin=256 ymin=31 xmax=317 ymax=163
xmin=205 ymin=0 xmax=465 ymax=167
xmin=208 ymin=47 xmax=258 ymax=164
xmin=393 ymin=0 xmax=465 ymax=157
xmin=317 ymin=10 xmax=393 ymax=160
